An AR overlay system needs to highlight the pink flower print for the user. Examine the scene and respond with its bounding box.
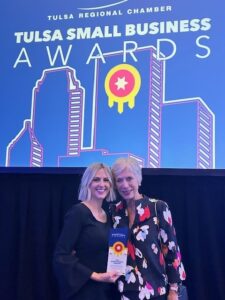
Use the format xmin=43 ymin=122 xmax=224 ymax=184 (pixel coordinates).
xmin=137 ymin=204 xmax=150 ymax=222
xmin=128 ymin=241 xmax=135 ymax=260
xmin=163 ymin=207 xmax=173 ymax=225
xmin=179 ymin=263 xmax=186 ymax=280
xmin=172 ymin=257 xmax=180 ymax=269
xmin=151 ymin=243 xmax=159 ymax=254
xmin=158 ymin=286 xmax=166 ymax=295
xmin=153 ymin=216 xmax=158 ymax=225
xmin=115 ymin=201 xmax=124 ymax=212
xmin=159 ymin=252 xmax=165 ymax=266
xmin=146 ymin=282 xmax=154 ymax=292
xmin=177 ymin=250 xmax=181 ymax=261
xmin=161 ymin=244 xmax=168 ymax=256
xmin=160 ymin=229 xmax=168 ymax=243
xmin=142 ymin=258 xmax=147 ymax=269
xmin=139 ymin=282 xmax=154 ymax=300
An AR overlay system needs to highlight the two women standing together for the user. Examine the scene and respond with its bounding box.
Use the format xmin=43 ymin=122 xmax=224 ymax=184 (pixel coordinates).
xmin=54 ymin=158 xmax=186 ymax=300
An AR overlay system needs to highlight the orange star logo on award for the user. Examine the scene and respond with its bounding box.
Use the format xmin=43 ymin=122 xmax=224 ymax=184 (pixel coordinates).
xmin=112 ymin=241 xmax=125 ymax=255
xmin=105 ymin=64 xmax=141 ymax=113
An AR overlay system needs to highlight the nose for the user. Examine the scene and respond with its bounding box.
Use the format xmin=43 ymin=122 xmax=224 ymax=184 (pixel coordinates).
xmin=99 ymin=179 xmax=105 ymax=185
xmin=120 ymin=179 xmax=129 ymax=188
xmin=100 ymin=178 xmax=109 ymax=186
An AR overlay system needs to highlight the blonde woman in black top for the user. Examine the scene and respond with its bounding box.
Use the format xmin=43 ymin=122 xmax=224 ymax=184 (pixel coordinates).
xmin=54 ymin=163 xmax=120 ymax=300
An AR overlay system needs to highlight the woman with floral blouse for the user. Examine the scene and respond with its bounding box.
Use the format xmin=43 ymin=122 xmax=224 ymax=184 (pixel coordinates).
xmin=111 ymin=158 xmax=186 ymax=300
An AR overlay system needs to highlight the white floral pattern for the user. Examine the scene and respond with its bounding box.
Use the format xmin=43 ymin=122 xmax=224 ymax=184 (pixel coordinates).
xmin=134 ymin=225 xmax=149 ymax=242
xmin=163 ymin=207 xmax=173 ymax=225
xmin=139 ymin=283 xmax=154 ymax=300
xmin=125 ymin=265 xmax=136 ymax=284
xmin=111 ymin=197 xmax=186 ymax=299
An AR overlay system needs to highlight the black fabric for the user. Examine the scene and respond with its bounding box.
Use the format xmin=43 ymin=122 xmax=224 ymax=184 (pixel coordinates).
xmin=166 ymin=284 xmax=188 ymax=300
xmin=110 ymin=197 xmax=185 ymax=296
xmin=0 ymin=169 xmax=225 ymax=300
xmin=177 ymin=285 xmax=188 ymax=300
xmin=121 ymin=291 xmax=167 ymax=300
xmin=53 ymin=203 xmax=118 ymax=300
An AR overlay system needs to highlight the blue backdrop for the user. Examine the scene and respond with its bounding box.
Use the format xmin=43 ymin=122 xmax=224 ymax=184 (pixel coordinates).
xmin=1 ymin=0 xmax=224 ymax=168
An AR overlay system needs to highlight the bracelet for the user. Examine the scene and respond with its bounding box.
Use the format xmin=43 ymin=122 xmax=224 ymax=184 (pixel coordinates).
xmin=169 ymin=285 xmax=179 ymax=293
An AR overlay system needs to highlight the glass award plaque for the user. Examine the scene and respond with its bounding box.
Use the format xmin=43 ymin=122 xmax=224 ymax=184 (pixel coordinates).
xmin=107 ymin=227 xmax=128 ymax=275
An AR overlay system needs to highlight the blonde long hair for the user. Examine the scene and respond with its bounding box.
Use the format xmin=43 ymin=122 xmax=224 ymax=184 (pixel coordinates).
xmin=78 ymin=163 xmax=115 ymax=202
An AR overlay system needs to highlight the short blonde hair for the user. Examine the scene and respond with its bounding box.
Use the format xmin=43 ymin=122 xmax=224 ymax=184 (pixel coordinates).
xmin=111 ymin=157 xmax=142 ymax=185
xmin=78 ymin=162 xmax=115 ymax=202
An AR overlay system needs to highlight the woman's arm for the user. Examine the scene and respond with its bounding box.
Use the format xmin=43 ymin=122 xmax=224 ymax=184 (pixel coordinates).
xmin=157 ymin=200 xmax=186 ymax=284
xmin=91 ymin=271 xmax=120 ymax=283
xmin=53 ymin=205 xmax=93 ymax=297
xmin=53 ymin=204 xmax=120 ymax=298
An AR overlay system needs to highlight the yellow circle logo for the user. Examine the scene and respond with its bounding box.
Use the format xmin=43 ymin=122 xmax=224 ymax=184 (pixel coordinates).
xmin=105 ymin=64 xmax=141 ymax=114
xmin=112 ymin=241 xmax=125 ymax=255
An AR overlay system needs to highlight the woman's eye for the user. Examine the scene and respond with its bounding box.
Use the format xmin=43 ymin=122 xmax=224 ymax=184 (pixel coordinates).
xmin=92 ymin=177 xmax=100 ymax=182
xmin=92 ymin=177 xmax=109 ymax=182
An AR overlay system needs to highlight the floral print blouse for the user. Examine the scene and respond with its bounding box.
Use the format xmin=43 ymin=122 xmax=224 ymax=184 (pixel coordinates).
xmin=110 ymin=196 xmax=186 ymax=299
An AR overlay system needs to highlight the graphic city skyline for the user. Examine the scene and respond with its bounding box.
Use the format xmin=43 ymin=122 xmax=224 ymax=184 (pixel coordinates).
xmin=5 ymin=45 xmax=215 ymax=168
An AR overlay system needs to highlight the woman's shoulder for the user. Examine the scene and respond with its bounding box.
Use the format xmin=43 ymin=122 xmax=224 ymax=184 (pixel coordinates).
xmin=65 ymin=202 xmax=90 ymax=219
xmin=143 ymin=197 xmax=169 ymax=213
xmin=148 ymin=197 xmax=167 ymax=206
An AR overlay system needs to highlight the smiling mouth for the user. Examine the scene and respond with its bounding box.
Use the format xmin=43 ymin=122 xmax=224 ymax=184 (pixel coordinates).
xmin=121 ymin=190 xmax=132 ymax=195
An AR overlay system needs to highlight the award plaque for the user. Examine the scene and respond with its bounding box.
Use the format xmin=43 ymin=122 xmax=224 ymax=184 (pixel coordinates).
xmin=107 ymin=227 xmax=128 ymax=275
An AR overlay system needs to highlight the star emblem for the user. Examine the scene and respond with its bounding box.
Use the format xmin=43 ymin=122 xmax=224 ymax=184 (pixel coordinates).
xmin=105 ymin=64 xmax=141 ymax=113
xmin=115 ymin=76 xmax=128 ymax=90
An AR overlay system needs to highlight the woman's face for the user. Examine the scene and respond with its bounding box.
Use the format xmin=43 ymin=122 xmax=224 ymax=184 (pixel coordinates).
xmin=114 ymin=168 xmax=141 ymax=201
xmin=89 ymin=168 xmax=111 ymax=201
